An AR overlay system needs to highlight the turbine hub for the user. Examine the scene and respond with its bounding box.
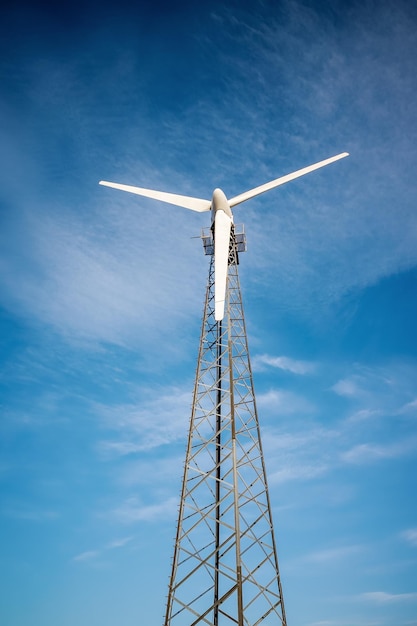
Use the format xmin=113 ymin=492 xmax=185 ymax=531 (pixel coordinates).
xmin=211 ymin=188 xmax=232 ymax=219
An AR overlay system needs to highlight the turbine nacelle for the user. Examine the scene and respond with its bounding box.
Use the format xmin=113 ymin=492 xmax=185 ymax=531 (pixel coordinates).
xmin=211 ymin=188 xmax=233 ymax=221
xmin=99 ymin=152 xmax=349 ymax=322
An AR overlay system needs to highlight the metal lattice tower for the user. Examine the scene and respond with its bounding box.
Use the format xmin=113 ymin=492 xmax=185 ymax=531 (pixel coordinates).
xmin=164 ymin=225 xmax=287 ymax=626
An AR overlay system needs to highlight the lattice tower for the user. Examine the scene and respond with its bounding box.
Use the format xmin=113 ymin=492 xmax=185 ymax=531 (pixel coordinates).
xmin=164 ymin=226 xmax=287 ymax=626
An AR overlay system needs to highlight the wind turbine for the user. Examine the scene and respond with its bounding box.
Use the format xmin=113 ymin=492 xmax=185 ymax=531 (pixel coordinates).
xmin=99 ymin=151 xmax=348 ymax=320
xmin=99 ymin=151 xmax=349 ymax=626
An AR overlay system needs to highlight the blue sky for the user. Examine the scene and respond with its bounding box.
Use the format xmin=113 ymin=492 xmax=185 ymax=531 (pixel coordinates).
xmin=1 ymin=0 xmax=417 ymax=624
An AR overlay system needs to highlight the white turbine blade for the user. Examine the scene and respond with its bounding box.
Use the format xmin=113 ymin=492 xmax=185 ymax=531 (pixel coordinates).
xmin=229 ymin=152 xmax=349 ymax=208
xmin=214 ymin=210 xmax=232 ymax=322
xmin=99 ymin=180 xmax=211 ymax=212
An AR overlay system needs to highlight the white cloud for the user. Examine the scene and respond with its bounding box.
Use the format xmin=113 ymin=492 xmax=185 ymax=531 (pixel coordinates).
xmin=98 ymin=441 xmax=145 ymax=457
xmin=260 ymin=423 xmax=338 ymax=485
xmin=252 ymin=354 xmax=316 ymax=374
xmin=341 ymin=438 xmax=417 ymax=465
xmin=305 ymin=544 xmax=363 ymax=564
xmin=268 ymin=463 xmax=327 ymax=484
xmin=72 ymin=536 xmax=133 ymax=563
xmin=259 ymin=359 xmax=417 ymax=481
xmin=2 ymin=6 xmax=417 ymax=626
xmin=398 ymin=399 xmax=417 ymax=414
xmin=96 ymin=386 xmax=191 ymax=452
xmin=401 ymin=528 xmax=417 ymax=547
xmin=0 ymin=193 xmax=205 ymax=349
xmin=346 ymin=409 xmax=382 ymax=423
xmin=308 ymin=622 xmax=380 ymax=626
xmin=106 ymin=536 xmax=133 ymax=549
xmin=341 ymin=443 xmax=394 ymax=464
xmin=359 ymin=591 xmax=417 ymax=604
xmin=331 ymin=363 xmax=417 ymax=418
xmin=111 ymin=496 xmax=178 ymax=524
xmin=256 ymin=388 xmax=314 ymax=415
xmin=115 ymin=455 xmax=185 ymax=488
xmin=3 ymin=0 xmax=417 ymax=355
xmin=332 ymin=377 xmax=364 ymax=398
xmin=73 ymin=550 xmax=100 ymax=562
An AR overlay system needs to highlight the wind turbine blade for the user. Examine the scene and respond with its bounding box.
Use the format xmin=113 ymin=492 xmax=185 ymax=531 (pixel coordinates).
xmin=99 ymin=181 xmax=211 ymax=212
xmin=214 ymin=210 xmax=232 ymax=321
xmin=229 ymin=152 xmax=349 ymax=208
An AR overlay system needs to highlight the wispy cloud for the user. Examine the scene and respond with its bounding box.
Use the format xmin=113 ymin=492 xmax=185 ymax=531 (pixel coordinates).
xmin=332 ymin=377 xmax=365 ymax=398
xmin=111 ymin=496 xmax=178 ymax=524
xmin=0 ymin=191 xmax=205 ymax=349
xmin=115 ymin=455 xmax=185 ymax=488
xmin=106 ymin=536 xmax=134 ymax=549
xmin=305 ymin=544 xmax=364 ymax=564
xmin=268 ymin=462 xmax=327 ymax=484
xmin=73 ymin=549 xmax=101 ymax=563
xmin=256 ymin=388 xmax=314 ymax=415
xmin=330 ymin=368 xmax=392 ymax=401
xmin=227 ymin=0 xmax=417 ymax=320
xmin=260 ymin=423 xmax=337 ymax=485
xmin=346 ymin=409 xmax=382 ymax=423
xmin=257 ymin=359 xmax=417 ymax=482
xmin=401 ymin=528 xmax=417 ymax=547
xmin=72 ymin=536 xmax=133 ymax=563
xmin=96 ymin=386 xmax=190 ymax=452
xmin=252 ymin=354 xmax=316 ymax=374
xmin=2 ymin=3 xmax=417 ymax=626
xmin=3 ymin=0 xmax=417 ymax=351
xmin=98 ymin=441 xmax=146 ymax=457
xmin=341 ymin=438 xmax=417 ymax=465
xmin=308 ymin=621 xmax=381 ymax=626
xmin=398 ymin=399 xmax=417 ymax=415
xmin=359 ymin=591 xmax=417 ymax=604
xmin=331 ymin=362 xmax=417 ymax=417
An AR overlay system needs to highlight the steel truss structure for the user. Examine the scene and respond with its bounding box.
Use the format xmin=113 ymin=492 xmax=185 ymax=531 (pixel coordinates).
xmin=164 ymin=226 xmax=287 ymax=626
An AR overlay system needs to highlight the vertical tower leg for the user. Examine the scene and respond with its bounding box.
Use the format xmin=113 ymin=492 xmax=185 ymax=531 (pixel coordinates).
xmin=164 ymin=236 xmax=287 ymax=626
